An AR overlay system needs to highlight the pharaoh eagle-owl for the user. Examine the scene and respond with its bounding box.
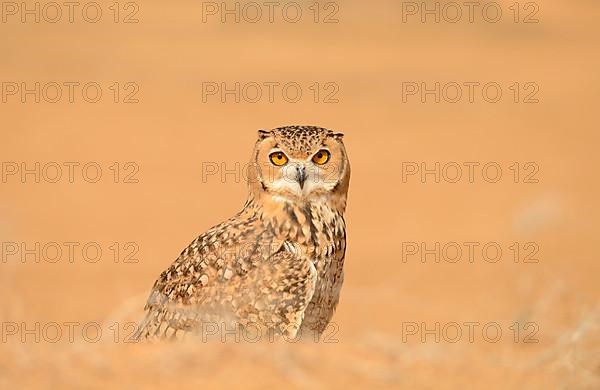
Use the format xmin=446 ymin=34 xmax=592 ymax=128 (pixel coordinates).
xmin=134 ymin=125 xmax=350 ymax=341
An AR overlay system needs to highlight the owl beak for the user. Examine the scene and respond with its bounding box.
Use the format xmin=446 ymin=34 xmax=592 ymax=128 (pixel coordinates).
xmin=296 ymin=166 xmax=307 ymax=189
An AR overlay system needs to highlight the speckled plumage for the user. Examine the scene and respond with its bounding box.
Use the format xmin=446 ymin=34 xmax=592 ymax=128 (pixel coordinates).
xmin=134 ymin=126 xmax=350 ymax=341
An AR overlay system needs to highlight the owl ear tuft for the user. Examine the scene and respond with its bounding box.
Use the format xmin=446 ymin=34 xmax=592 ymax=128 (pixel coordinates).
xmin=257 ymin=129 xmax=271 ymax=140
xmin=331 ymin=132 xmax=344 ymax=140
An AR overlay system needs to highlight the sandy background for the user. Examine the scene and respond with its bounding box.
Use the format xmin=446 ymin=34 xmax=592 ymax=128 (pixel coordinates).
xmin=1 ymin=0 xmax=599 ymax=388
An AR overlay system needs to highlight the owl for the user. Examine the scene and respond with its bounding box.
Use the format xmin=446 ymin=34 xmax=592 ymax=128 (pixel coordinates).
xmin=134 ymin=125 xmax=350 ymax=341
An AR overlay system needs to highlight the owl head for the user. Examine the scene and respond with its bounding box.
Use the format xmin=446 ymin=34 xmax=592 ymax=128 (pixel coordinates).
xmin=248 ymin=126 xmax=350 ymax=206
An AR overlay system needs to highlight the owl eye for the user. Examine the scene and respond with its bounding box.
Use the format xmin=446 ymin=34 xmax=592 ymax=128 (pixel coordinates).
xmin=269 ymin=151 xmax=289 ymax=166
xmin=312 ymin=150 xmax=330 ymax=165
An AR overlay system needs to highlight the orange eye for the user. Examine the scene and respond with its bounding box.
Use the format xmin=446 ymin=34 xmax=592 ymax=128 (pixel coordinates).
xmin=312 ymin=150 xmax=330 ymax=165
xmin=269 ymin=151 xmax=288 ymax=166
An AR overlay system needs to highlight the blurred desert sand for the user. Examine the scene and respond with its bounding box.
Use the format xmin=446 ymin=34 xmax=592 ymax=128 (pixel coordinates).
xmin=1 ymin=0 xmax=599 ymax=388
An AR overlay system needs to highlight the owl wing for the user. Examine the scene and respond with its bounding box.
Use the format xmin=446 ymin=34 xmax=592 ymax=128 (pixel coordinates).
xmin=133 ymin=218 xmax=316 ymax=341
xmin=243 ymin=246 xmax=317 ymax=337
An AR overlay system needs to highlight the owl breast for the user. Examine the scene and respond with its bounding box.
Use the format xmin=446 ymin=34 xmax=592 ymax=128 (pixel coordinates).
xmin=269 ymin=199 xmax=347 ymax=336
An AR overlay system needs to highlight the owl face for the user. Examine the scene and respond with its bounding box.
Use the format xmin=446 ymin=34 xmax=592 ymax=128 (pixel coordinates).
xmin=250 ymin=126 xmax=350 ymax=201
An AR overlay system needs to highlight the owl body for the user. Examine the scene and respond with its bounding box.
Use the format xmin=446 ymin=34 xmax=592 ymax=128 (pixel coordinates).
xmin=135 ymin=126 xmax=350 ymax=341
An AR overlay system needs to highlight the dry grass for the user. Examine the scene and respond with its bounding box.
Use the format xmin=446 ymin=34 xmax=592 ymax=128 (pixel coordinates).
xmin=1 ymin=280 xmax=598 ymax=389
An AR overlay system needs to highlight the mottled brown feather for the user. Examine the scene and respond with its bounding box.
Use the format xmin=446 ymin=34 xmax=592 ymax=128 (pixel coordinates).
xmin=135 ymin=126 xmax=349 ymax=341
